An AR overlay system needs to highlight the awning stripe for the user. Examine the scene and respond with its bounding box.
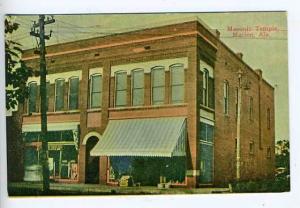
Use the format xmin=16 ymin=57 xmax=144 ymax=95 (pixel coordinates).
xmin=90 ymin=117 xmax=186 ymax=157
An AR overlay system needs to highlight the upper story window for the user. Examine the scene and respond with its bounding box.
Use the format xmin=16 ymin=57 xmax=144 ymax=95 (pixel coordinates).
xmin=249 ymin=97 xmax=254 ymax=120
xmin=202 ymin=69 xmax=209 ymax=106
xmin=68 ymin=77 xmax=79 ymax=110
xmin=267 ymin=108 xmax=271 ymax=129
xmin=28 ymin=82 xmax=37 ymax=113
xmin=90 ymin=74 xmax=102 ymax=109
xmin=115 ymin=71 xmax=127 ymax=107
xmin=132 ymin=69 xmax=144 ymax=106
xmin=223 ymin=80 xmax=229 ymax=114
xmin=170 ymin=64 xmax=184 ymax=104
xmin=151 ymin=66 xmax=165 ymax=105
xmin=55 ymin=79 xmax=65 ymax=111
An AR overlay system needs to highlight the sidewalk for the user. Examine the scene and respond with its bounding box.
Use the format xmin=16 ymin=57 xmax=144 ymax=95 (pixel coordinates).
xmin=8 ymin=182 xmax=230 ymax=196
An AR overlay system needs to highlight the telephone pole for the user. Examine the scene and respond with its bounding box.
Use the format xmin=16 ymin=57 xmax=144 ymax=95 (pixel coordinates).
xmin=30 ymin=15 xmax=55 ymax=193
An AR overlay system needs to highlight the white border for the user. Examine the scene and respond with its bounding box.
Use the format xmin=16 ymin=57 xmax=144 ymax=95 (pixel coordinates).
xmin=1 ymin=1 xmax=300 ymax=208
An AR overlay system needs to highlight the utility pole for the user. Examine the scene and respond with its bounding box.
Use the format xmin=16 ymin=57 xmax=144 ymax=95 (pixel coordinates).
xmin=236 ymin=70 xmax=242 ymax=181
xmin=30 ymin=15 xmax=55 ymax=193
xmin=236 ymin=70 xmax=250 ymax=181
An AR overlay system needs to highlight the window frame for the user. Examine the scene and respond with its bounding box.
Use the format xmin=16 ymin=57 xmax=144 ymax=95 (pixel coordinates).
xmin=151 ymin=66 xmax=165 ymax=105
xmin=68 ymin=76 xmax=79 ymax=110
xmin=223 ymin=80 xmax=229 ymax=115
xmin=89 ymin=73 xmax=102 ymax=109
xmin=170 ymin=63 xmax=185 ymax=104
xmin=54 ymin=78 xmax=65 ymax=112
xmin=114 ymin=71 xmax=127 ymax=107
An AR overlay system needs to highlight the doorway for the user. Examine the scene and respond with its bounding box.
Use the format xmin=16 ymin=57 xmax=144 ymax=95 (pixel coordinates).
xmin=85 ymin=136 xmax=99 ymax=183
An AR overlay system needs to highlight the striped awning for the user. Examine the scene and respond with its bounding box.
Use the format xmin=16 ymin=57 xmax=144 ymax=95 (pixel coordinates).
xmin=90 ymin=117 xmax=186 ymax=157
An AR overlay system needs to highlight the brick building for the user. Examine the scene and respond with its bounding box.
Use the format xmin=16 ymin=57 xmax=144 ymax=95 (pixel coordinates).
xmin=14 ymin=18 xmax=275 ymax=188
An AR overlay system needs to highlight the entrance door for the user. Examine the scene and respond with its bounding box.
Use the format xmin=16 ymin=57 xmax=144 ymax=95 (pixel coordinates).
xmin=85 ymin=137 xmax=99 ymax=183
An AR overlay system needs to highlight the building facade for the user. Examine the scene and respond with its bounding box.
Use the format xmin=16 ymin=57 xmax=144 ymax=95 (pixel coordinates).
xmin=15 ymin=19 xmax=275 ymax=188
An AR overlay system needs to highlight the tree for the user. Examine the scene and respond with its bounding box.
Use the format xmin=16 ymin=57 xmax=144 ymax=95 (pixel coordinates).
xmin=5 ymin=16 xmax=33 ymax=110
xmin=275 ymin=140 xmax=290 ymax=173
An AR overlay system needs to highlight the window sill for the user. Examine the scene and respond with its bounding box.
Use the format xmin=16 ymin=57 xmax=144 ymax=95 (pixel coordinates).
xmin=109 ymin=103 xmax=187 ymax=111
xmin=87 ymin=108 xmax=102 ymax=113
xmin=23 ymin=110 xmax=80 ymax=117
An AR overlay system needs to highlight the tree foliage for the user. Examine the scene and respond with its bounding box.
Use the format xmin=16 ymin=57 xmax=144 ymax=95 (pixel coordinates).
xmin=5 ymin=16 xmax=33 ymax=110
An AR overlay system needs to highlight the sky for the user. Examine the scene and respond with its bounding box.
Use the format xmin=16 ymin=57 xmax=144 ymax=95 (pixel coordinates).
xmin=9 ymin=12 xmax=289 ymax=141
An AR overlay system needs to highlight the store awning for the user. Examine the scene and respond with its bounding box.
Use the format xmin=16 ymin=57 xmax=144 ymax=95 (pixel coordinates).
xmin=90 ymin=117 xmax=186 ymax=157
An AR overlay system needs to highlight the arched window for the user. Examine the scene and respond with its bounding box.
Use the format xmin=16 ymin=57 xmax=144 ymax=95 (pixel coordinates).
xmin=203 ymin=69 xmax=209 ymax=105
xmin=68 ymin=77 xmax=79 ymax=110
xmin=132 ymin=69 xmax=144 ymax=106
xmin=151 ymin=66 xmax=165 ymax=105
xmin=90 ymin=74 xmax=102 ymax=108
xmin=28 ymin=81 xmax=37 ymax=113
xmin=115 ymin=71 xmax=127 ymax=107
xmin=223 ymin=80 xmax=229 ymax=114
xmin=170 ymin=64 xmax=184 ymax=104
xmin=55 ymin=78 xmax=65 ymax=111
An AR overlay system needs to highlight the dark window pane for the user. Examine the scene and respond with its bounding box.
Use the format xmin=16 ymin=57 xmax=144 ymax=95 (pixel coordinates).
xmin=199 ymin=122 xmax=207 ymax=141
xmin=28 ymin=82 xmax=37 ymax=113
xmin=61 ymin=130 xmax=74 ymax=141
xmin=69 ymin=77 xmax=79 ymax=110
xmin=206 ymin=125 xmax=214 ymax=143
xmin=55 ymin=79 xmax=64 ymax=111
xmin=24 ymin=132 xmax=40 ymax=142
xmin=47 ymin=131 xmax=61 ymax=142
xmin=208 ymin=77 xmax=214 ymax=109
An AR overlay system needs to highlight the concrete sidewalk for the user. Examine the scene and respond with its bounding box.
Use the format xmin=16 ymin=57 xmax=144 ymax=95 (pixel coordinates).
xmin=8 ymin=182 xmax=231 ymax=196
